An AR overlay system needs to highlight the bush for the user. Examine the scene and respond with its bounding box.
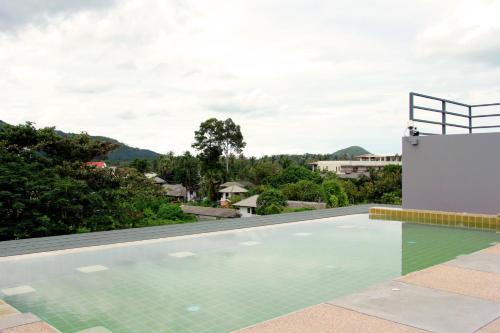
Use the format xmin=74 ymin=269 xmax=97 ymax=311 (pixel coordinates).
xmin=265 ymin=165 xmax=321 ymax=187
xmin=281 ymin=180 xmax=322 ymax=202
xmin=256 ymin=189 xmax=287 ymax=215
xmin=264 ymin=203 xmax=283 ymax=215
xmin=380 ymin=192 xmax=402 ymax=205
xmin=321 ymin=180 xmax=349 ymax=208
xmin=156 ymin=204 xmax=185 ymax=220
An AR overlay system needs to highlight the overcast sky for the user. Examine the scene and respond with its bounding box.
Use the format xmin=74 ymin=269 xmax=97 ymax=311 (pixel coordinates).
xmin=1 ymin=0 xmax=499 ymax=156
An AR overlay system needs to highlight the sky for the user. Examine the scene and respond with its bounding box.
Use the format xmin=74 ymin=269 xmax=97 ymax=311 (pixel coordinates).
xmin=1 ymin=0 xmax=499 ymax=156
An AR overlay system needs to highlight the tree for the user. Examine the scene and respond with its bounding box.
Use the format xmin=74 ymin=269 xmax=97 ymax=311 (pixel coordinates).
xmin=321 ymin=180 xmax=349 ymax=208
xmin=281 ymin=180 xmax=322 ymax=202
xmin=266 ymin=165 xmax=321 ymax=187
xmin=248 ymin=161 xmax=282 ymax=185
xmin=192 ymin=118 xmax=245 ymax=200
xmin=129 ymin=158 xmax=150 ymax=173
xmin=256 ymin=189 xmax=287 ymax=215
xmin=220 ymin=118 xmax=246 ymax=175
xmin=0 ymin=122 xmax=196 ymax=241
xmin=192 ymin=117 xmax=245 ymax=177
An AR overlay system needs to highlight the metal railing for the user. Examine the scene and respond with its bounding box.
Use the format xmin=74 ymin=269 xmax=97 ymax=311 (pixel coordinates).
xmin=409 ymin=92 xmax=500 ymax=135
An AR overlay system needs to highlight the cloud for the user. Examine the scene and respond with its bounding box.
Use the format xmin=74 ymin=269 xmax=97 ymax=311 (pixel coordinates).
xmin=0 ymin=0 xmax=499 ymax=156
xmin=415 ymin=0 xmax=500 ymax=66
xmin=0 ymin=0 xmax=117 ymax=31
xmin=207 ymin=89 xmax=286 ymax=117
xmin=116 ymin=110 xmax=136 ymax=120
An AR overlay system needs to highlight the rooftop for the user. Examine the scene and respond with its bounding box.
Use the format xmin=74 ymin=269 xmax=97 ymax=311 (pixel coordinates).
xmin=219 ymin=185 xmax=248 ymax=193
xmin=180 ymin=205 xmax=239 ymax=218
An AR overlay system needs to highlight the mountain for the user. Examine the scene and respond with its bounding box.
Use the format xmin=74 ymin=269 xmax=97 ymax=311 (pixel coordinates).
xmin=264 ymin=146 xmax=371 ymax=165
xmin=1 ymin=120 xmax=371 ymax=163
xmin=54 ymin=132 xmax=159 ymax=163
xmin=329 ymin=146 xmax=370 ymax=159
xmin=1 ymin=120 xmax=159 ymax=163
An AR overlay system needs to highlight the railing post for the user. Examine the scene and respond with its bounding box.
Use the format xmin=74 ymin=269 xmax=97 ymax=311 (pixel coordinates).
xmin=468 ymin=106 xmax=472 ymax=133
xmin=441 ymin=100 xmax=446 ymax=134
xmin=409 ymin=93 xmax=414 ymax=121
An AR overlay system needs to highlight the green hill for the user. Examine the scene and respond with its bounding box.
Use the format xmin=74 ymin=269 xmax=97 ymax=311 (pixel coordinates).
xmin=54 ymin=131 xmax=159 ymax=163
xmin=1 ymin=120 xmax=159 ymax=163
xmin=329 ymin=146 xmax=370 ymax=159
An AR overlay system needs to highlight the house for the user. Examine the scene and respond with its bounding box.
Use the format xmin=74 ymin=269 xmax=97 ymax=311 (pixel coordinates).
xmin=85 ymin=161 xmax=107 ymax=168
xmin=233 ymin=195 xmax=327 ymax=218
xmin=162 ymin=183 xmax=197 ymax=201
xmin=144 ymin=172 xmax=166 ymax=185
xmin=180 ymin=205 xmax=239 ymax=220
xmin=219 ymin=185 xmax=248 ymax=205
xmin=310 ymin=154 xmax=401 ymax=178
xmin=232 ymin=195 xmax=259 ymax=217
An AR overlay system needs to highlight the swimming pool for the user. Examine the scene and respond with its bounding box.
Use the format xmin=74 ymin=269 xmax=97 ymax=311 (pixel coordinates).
xmin=1 ymin=214 xmax=499 ymax=333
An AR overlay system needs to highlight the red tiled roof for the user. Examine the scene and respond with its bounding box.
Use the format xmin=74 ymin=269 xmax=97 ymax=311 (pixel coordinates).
xmin=85 ymin=161 xmax=107 ymax=168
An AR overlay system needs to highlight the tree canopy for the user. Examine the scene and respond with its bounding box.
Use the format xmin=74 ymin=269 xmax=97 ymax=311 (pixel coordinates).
xmin=0 ymin=123 xmax=194 ymax=241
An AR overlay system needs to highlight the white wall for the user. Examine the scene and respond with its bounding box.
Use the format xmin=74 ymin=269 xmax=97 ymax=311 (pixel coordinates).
xmin=239 ymin=207 xmax=254 ymax=217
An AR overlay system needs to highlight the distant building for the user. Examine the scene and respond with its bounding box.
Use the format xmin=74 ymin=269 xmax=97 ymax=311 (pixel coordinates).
xmin=144 ymin=172 xmax=167 ymax=185
xmin=162 ymin=183 xmax=197 ymax=201
xmin=310 ymin=154 xmax=401 ymax=178
xmin=232 ymin=195 xmax=259 ymax=217
xmin=220 ymin=181 xmax=255 ymax=189
xmin=219 ymin=184 xmax=248 ymax=206
xmin=85 ymin=161 xmax=107 ymax=168
xmin=232 ymin=195 xmax=327 ymax=218
xmin=181 ymin=205 xmax=239 ymax=220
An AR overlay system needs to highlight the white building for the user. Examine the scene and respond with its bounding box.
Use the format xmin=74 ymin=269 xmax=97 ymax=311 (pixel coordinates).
xmin=219 ymin=185 xmax=248 ymax=202
xmin=232 ymin=195 xmax=259 ymax=217
xmin=310 ymin=154 xmax=401 ymax=178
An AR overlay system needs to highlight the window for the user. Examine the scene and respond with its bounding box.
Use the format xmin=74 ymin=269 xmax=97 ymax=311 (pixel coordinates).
xmin=247 ymin=208 xmax=251 ymax=214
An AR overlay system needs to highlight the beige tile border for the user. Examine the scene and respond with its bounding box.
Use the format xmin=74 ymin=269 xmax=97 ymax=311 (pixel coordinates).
xmin=369 ymin=207 xmax=500 ymax=231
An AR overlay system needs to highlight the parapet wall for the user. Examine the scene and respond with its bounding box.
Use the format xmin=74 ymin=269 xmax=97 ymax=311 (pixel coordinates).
xmin=402 ymin=132 xmax=500 ymax=215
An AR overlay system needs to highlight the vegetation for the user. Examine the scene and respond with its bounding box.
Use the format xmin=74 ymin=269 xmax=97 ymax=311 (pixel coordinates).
xmin=0 ymin=123 xmax=193 ymax=241
xmin=192 ymin=118 xmax=245 ymax=200
xmin=256 ymin=189 xmax=287 ymax=215
xmin=0 ymin=119 xmax=403 ymax=240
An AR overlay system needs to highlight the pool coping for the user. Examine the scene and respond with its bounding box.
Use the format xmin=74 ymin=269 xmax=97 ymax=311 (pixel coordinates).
xmin=0 ymin=204 xmax=397 ymax=258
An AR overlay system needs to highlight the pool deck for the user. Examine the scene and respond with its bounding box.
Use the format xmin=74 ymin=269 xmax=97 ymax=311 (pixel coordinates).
xmin=235 ymin=244 xmax=500 ymax=333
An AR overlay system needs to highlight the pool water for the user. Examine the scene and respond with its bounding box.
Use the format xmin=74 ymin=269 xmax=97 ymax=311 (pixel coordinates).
xmin=1 ymin=215 xmax=499 ymax=333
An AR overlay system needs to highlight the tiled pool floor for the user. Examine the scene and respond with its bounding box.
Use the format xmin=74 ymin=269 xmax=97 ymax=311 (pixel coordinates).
xmin=1 ymin=215 xmax=499 ymax=333
xmin=239 ymin=244 xmax=500 ymax=333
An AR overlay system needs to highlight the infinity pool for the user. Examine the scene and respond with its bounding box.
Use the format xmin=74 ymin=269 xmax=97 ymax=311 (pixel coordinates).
xmin=1 ymin=214 xmax=499 ymax=333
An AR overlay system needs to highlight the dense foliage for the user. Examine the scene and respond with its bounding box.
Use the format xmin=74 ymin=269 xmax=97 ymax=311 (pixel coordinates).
xmin=0 ymin=123 xmax=194 ymax=241
xmin=256 ymin=189 xmax=288 ymax=215
xmin=0 ymin=119 xmax=402 ymax=240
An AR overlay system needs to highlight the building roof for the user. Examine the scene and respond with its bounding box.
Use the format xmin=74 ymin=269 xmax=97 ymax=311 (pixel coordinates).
xmin=232 ymin=195 xmax=327 ymax=210
xmin=219 ymin=185 xmax=248 ymax=193
xmin=145 ymin=173 xmax=166 ymax=184
xmin=356 ymin=153 xmax=399 ymax=158
xmin=311 ymin=160 xmax=401 ymax=167
xmin=181 ymin=205 xmax=239 ymax=218
xmin=85 ymin=161 xmax=106 ymax=168
xmin=232 ymin=195 xmax=259 ymax=208
xmin=220 ymin=181 xmax=255 ymax=189
xmin=162 ymin=183 xmax=187 ymax=197
xmin=286 ymin=201 xmax=327 ymax=210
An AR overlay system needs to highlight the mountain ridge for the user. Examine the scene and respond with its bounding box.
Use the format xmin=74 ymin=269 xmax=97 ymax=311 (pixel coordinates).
xmin=0 ymin=121 xmax=371 ymax=162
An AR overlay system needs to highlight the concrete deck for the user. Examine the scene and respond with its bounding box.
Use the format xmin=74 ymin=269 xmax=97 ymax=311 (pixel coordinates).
xmin=0 ymin=204 xmax=393 ymax=257
xmin=236 ymin=244 xmax=500 ymax=333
